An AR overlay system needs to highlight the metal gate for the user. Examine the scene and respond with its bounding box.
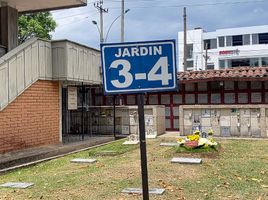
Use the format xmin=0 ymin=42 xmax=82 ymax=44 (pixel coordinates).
xmin=62 ymin=85 xmax=115 ymax=143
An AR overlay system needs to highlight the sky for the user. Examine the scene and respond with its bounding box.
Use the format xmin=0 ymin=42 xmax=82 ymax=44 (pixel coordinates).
xmin=51 ymin=0 xmax=268 ymax=49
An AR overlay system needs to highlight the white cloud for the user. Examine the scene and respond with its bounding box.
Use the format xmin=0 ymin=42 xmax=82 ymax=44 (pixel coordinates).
xmin=51 ymin=1 xmax=268 ymax=49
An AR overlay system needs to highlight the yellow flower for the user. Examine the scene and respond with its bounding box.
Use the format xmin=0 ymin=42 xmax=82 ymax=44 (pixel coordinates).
xmin=187 ymin=134 xmax=199 ymax=141
xmin=208 ymin=129 xmax=214 ymax=135
xmin=194 ymin=130 xmax=200 ymax=135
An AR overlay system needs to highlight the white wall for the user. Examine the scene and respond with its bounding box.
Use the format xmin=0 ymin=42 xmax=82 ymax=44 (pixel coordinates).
xmin=178 ymin=25 xmax=268 ymax=71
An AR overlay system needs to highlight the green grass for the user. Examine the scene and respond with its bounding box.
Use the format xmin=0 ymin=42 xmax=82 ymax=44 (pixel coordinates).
xmin=0 ymin=139 xmax=267 ymax=200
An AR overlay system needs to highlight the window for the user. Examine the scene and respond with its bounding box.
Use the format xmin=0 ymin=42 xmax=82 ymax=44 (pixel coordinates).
xmin=219 ymin=60 xmax=225 ymax=69
xmin=211 ymin=93 xmax=221 ymax=104
xmin=232 ymin=35 xmax=243 ymax=46
xmin=231 ymin=59 xmax=250 ymax=67
xmin=262 ymin=57 xmax=268 ymax=66
xmin=204 ymin=39 xmax=217 ymax=49
xmin=243 ymin=34 xmax=250 ymax=45
xmin=207 ymin=64 xmax=214 ymax=70
xmin=224 ymin=93 xmax=235 ymax=104
xmin=186 ymin=44 xmax=193 ymax=59
xmin=251 ymin=93 xmax=262 ymax=103
xmin=226 ymin=36 xmax=232 ymax=46
xmin=211 ymin=82 xmax=221 ymax=91
xmin=204 ymin=40 xmax=210 ymax=49
xmin=259 ymin=33 xmax=268 ymax=44
xmin=161 ymin=94 xmax=170 ymax=104
xmin=250 ymin=58 xmax=259 ymax=67
xmin=238 ymin=82 xmax=247 ymax=90
xmin=127 ymin=95 xmax=136 ymax=105
xmin=224 ymin=81 xmax=234 ymax=90
xmin=149 ymin=94 xmax=158 ymax=104
xmin=252 ymin=34 xmax=258 ymax=44
xmin=173 ymin=94 xmax=182 ymax=104
xmin=185 ymin=94 xmax=195 ymax=104
xmin=185 ymin=83 xmax=195 ymax=91
xmin=186 ymin=60 xmax=193 ymax=70
xmin=219 ymin=37 xmax=225 ymax=47
xmin=238 ymin=93 xmax=248 ymax=104
xmin=251 ymin=81 xmax=262 ymax=90
xmin=211 ymin=39 xmax=217 ymax=49
xmin=198 ymin=82 xmax=207 ymax=91
xmin=198 ymin=94 xmax=208 ymax=104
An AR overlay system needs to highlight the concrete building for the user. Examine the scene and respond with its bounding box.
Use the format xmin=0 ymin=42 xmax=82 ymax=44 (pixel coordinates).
xmin=178 ymin=25 xmax=268 ymax=71
xmin=94 ymin=66 xmax=268 ymax=138
xmin=0 ymin=0 xmax=108 ymax=154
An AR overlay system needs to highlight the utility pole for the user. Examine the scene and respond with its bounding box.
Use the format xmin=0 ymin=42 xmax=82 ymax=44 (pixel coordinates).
xmin=204 ymin=43 xmax=208 ymax=70
xmin=121 ymin=0 xmax=125 ymax=42
xmin=183 ymin=7 xmax=187 ymax=71
xmin=94 ymin=0 xmax=108 ymax=43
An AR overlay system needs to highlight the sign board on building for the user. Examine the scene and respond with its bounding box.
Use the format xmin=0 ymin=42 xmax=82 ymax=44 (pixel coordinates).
xmin=68 ymin=87 xmax=77 ymax=110
xmin=101 ymin=40 xmax=177 ymax=94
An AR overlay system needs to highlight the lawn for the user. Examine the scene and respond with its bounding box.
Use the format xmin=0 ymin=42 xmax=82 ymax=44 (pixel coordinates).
xmin=0 ymin=138 xmax=267 ymax=200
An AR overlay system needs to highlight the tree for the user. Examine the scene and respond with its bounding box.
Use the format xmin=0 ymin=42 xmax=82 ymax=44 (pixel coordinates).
xmin=18 ymin=12 xmax=57 ymax=44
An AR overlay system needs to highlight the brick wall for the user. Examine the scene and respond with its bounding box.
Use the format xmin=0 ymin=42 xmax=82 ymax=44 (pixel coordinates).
xmin=0 ymin=80 xmax=60 ymax=153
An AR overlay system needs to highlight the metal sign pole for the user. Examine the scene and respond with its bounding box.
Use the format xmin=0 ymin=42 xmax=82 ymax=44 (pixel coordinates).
xmin=137 ymin=93 xmax=149 ymax=200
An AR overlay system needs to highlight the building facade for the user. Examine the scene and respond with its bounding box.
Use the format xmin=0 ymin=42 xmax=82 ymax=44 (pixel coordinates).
xmin=178 ymin=25 xmax=268 ymax=71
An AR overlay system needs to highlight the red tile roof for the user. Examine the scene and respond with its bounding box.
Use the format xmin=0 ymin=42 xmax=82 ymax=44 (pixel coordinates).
xmin=178 ymin=66 xmax=268 ymax=83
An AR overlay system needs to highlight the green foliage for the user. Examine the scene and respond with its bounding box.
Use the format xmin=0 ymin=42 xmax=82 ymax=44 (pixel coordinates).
xmin=18 ymin=12 xmax=56 ymax=44
xmin=175 ymin=143 xmax=221 ymax=153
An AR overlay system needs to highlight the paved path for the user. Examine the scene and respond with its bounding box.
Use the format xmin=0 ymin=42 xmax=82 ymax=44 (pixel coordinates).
xmin=0 ymin=136 xmax=114 ymax=172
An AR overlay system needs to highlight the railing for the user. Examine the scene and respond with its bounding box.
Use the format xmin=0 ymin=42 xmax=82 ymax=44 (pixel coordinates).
xmin=0 ymin=37 xmax=52 ymax=111
xmin=52 ymin=40 xmax=101 ymax=84
xmin=0 ymin=38 xmax=102 ymax=111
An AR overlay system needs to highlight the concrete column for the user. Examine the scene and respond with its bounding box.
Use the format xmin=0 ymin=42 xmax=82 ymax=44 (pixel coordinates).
xmin=179 ymin=106 xmax=184 ymax=136
xmin=260 ymin=107 xmax=267 ymax=137
xmin=0 ymin=6 xmax=18 ymax=51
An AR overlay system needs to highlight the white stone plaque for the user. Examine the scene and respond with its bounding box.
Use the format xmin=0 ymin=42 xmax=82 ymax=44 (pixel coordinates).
xmin=145 ymin=115 xmax=154 ymax=126
xmin=184 ymin=118 xmax=192 ymax=126
xmin=202 ymin=109 xmax=210 ymax=117
xmin=121 ymin=126 xmax=130 ymax=135
xmin=68 ymin=87 xmax=77 ymax=110
xmin=201 ymin=118 xmax=211 ymax=127
xmin=251 ymin=117 xmax=260 ymax=128
xmin=171 ymin=157 xmax=202 ymax=164
xmin=220 ymin=116 xmax=231 ymax=126
xmin=240 ymin=109 xmax=250 ymax=117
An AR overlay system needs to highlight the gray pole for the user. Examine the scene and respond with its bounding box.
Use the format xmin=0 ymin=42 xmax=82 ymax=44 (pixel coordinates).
xmin=100 ymin=4 xmax=104 ymax=43
xmin=183 ymin=7 xmax=187 ymax=71
xmin=121 ymin=0 xmax=125 ymax=42
xmin=94 ymin=0 xmax=108 ymax=44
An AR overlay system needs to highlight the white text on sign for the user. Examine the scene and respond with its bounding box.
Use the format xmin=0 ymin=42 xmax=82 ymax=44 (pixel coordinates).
xmin=115 ymin=46 xmax=162 ymax=57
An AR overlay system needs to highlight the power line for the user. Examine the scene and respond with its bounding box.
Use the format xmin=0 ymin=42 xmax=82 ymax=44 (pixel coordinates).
xmin=107 ymin=0 xmax=268 ymax=9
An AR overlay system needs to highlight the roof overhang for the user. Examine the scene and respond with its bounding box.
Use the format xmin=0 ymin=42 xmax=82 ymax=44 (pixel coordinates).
xmin=0 ymin=0 xmax=87 ymax=13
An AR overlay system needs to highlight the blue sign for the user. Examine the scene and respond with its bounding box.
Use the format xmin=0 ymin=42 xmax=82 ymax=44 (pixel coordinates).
xmin=101 ymin=40 xmax=177 ymax=94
